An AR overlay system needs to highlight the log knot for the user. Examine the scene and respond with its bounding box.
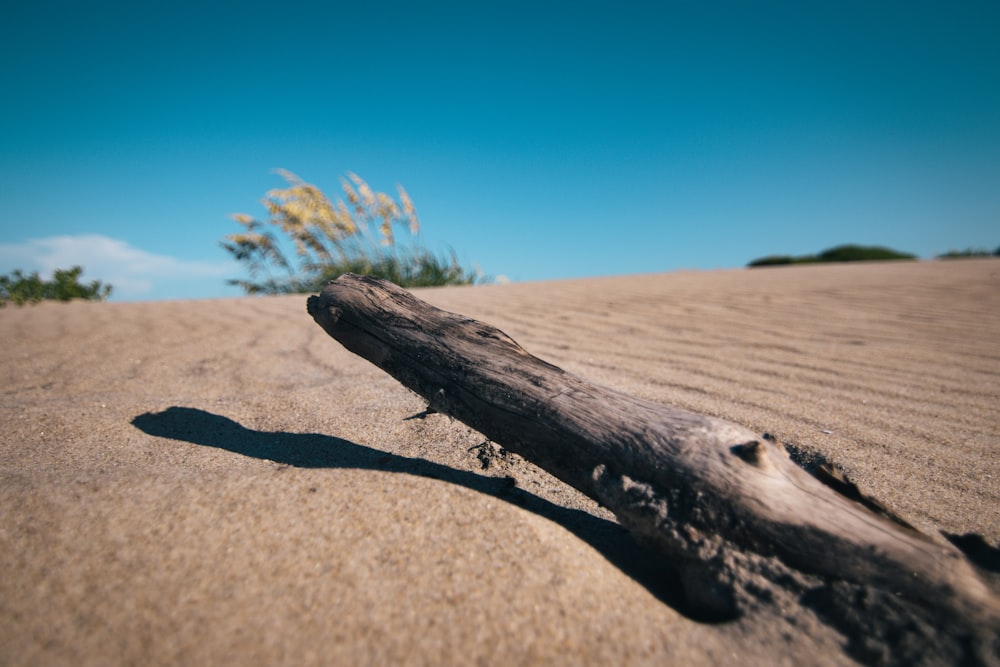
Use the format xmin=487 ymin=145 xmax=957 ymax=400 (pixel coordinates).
xmin=731 ymin=440 xmax=769 ymax=468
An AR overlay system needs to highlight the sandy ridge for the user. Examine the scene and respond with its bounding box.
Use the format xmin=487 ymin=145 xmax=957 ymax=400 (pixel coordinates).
xmin=1 ymin=259 xmax=998 ymax=665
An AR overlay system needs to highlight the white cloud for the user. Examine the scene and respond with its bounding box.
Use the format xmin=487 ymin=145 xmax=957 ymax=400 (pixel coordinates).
xmin=0 ymin=234 xmax=241 ymax=301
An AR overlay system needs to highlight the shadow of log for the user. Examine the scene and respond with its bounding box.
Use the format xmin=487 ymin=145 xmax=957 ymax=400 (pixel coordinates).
xmin=131 ymin=406 xmax=723 ymax=622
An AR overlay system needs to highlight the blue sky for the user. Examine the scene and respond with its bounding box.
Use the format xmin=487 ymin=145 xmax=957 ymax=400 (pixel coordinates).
xmin=1 ymin=1 xmax=997 ymax=301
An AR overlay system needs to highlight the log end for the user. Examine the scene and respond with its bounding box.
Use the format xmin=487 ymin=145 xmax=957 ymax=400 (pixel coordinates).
xmin=306 ymin=293 xmax=321 ymax=317
xmin=307 ymin=292 xmax=342 ymax=331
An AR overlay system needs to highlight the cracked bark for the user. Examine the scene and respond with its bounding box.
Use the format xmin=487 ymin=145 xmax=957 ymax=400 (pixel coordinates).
xmin=308 ymin=273 xmax=999 ymax=666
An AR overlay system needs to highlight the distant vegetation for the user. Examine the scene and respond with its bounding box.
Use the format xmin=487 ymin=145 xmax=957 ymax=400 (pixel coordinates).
xmin=222 ymin=170 xmax=485 ymax=294
xmin=936 ymin=246 xmax=1000 ymax=259
xmin=0 ymin=266 xmax=112 ymax=306
xmin=748 ymin=244 xmax=917 ymax=267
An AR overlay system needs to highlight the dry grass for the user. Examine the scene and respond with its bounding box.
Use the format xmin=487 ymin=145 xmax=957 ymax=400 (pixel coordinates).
xmin=222 ymin=170 xmax=482 ymax=293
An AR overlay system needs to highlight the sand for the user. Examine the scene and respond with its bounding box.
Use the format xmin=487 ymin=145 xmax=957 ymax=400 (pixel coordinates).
xmin=2 ymin=259 xmax=998 ymax=665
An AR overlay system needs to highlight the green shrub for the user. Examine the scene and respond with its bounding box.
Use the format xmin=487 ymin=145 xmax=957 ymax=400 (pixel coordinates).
xmin=814 ymin=244 xmax=916 ymax=262
xmin=222 ymin=170 xmax=485 ymax=294
xmin=747 ymin=255 xmax=796 ymax=267
xmin=0 ymin=266 xmax=112 ymax=306
xmin=748 ymin=244 xmax=916 ymax=268
xmin=936 ymin=247 xmax=998 ymax=259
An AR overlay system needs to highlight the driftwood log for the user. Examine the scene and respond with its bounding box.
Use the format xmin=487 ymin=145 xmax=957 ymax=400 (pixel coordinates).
xmin=308 ymin=273 xmax=999 ymax=666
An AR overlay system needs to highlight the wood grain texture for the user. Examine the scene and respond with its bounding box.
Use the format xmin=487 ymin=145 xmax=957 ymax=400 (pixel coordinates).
xmin=308 ymin=273 xmax=999 ymax=666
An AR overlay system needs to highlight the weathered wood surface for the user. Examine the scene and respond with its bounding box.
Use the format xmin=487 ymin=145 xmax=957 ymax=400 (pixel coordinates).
xmin=308 ymin=273 xmax=999 ymax=666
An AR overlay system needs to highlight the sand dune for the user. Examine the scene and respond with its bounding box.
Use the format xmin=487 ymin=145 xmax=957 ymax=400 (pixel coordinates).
xmin=2 ymin=259 xmax=998 ymax=665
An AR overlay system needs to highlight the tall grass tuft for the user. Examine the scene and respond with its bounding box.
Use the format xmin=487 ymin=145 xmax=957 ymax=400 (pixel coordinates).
xmin=222 ymin=170 xmax=484 ymax=294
